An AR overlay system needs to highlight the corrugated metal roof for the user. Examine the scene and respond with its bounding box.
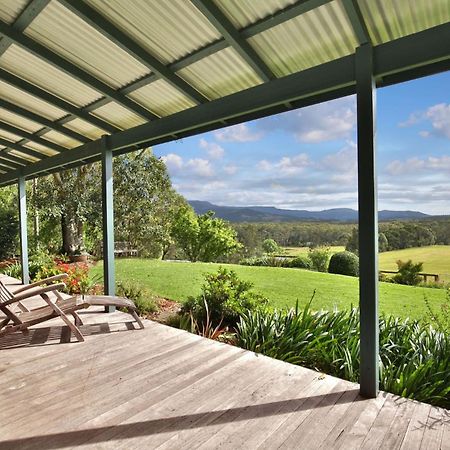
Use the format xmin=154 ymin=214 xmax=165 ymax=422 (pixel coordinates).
xmin=177 ymin=47 xmax=262 ymax=100
xmin=0 ymin=0 xmax=448 ymax=179
xmin=0 ymin=0 xmax=28 ymax=24
xmin=85 ymin=0 xmax=222 ymax=65
xmin=63 ymin=118 xmax=105 ymax=140
xmin=41 ymin=129 xmax=81 ymax=148
xmin=0 ymin=80 xmax=67 ymax=120
xmin=9 ymin=149 xmax=39 ymax=162
xmin=0 ymin=130 xmax=22 ymax=142
xmin=249 ymin=1 xmax=357 ymax=77
xmin=22 ymin=141 xmax=58 ymax=156
xmin=25 ymin=1 xmax=151 ymax=90
xmin=213 ymin=0 xmax=298 ymax=29
xmin=129 ymin=79 xmax=196 ymax=117
xmin=359 ymin=0 xmax=450 ymax=45
xmin=0 ymin=45 xmax=102 ymax=107
xmin=0 ymin=107 xmax=42 ymax=133
xmin=91 ymin=102 xmax=147 ymax=130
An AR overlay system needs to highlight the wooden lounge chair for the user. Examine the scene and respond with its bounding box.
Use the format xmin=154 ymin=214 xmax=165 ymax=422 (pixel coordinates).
xmin=0 ymin=274 xmax=144 ymax=342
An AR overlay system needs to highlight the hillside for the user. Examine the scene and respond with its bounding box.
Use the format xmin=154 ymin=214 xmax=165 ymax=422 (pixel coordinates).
xmin=91 ymin=259 xmax=447 ymax=321
xmin=189 ymin=200 xmax=429 ymax=223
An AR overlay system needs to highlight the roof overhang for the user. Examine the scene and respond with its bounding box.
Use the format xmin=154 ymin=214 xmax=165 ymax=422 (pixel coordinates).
xmin=0 ymin=0 xmax=448 ymax=186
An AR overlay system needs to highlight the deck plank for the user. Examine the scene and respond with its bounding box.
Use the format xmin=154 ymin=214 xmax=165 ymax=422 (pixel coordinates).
xmin=0 ymin=281 xmax=447 ymax=450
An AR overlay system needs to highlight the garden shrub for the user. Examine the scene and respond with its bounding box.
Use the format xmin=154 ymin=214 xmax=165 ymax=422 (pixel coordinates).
xmin=308 ymin=247 xmax=330 ymax=272
xmin=236 ymin=303 xmax=450 ymax=408
xmin=393 ymin=259 xmax=423 ymax=286
xmin=0 ymin=208 xmax=18 ymax=260
xmin=181 ymin=267 xmax=268 ymax=327
xmin=288 ymin=256 xmax=312 ymax=269
xmin=240 ymin=256 xmax=286 ymax=267
xmin=262 ymin=238 xmax=280 ymax=254
xmin=328 ymin=251 xmax=359 ymax=277
xmin=240 ymin=255 xmax=311 ymax=270
xmin=117 ymin=281 xmax=157 ymax=316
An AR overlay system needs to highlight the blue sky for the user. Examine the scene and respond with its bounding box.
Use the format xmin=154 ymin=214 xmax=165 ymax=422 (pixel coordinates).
xmin=153 ymin=71 xmax=450 ymax=215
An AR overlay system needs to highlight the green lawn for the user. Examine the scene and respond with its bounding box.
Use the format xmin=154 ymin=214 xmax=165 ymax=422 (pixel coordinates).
xmin=92 ymin=258 xmax=448 ymax=321
xmin=379 ymin=245 xmax=450 ymax=282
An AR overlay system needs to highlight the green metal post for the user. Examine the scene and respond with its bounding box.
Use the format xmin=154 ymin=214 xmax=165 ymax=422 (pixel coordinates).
xmin=18 ymin=176 xmax=29 ymax=284
xmin=356 ymin=43 xmax=379 ymax=398
xmin=101 ymin=137 xmax=115 ymax=312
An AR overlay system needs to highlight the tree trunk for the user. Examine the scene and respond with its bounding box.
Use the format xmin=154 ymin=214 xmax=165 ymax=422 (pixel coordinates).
xmin=61 ymin=214 xmax=84 ymax=254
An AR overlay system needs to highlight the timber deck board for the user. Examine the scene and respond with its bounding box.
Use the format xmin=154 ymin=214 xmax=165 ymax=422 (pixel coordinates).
xmin=0 ymin=275 xmax=448 ymax=449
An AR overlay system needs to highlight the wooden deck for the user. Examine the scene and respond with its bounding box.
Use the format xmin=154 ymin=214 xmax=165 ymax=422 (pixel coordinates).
xmin=0 ymin=276 xmax=449 ymax=449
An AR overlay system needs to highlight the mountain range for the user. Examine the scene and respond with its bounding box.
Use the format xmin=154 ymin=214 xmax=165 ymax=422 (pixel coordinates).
xmin=189 ymin=201 xmax=430 ymax=223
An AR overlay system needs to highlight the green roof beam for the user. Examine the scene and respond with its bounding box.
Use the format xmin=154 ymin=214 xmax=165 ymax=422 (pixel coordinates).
xmin=191 ymin=0 xmax=275 ymax=82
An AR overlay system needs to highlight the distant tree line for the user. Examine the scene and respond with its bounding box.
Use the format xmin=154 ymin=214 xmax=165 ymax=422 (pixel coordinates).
xmin=233 ymin=219 xmax=450 ymax=256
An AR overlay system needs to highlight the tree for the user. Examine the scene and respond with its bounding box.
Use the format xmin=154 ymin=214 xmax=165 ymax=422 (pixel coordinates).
xmin=30 ymin=148 xmax=185 ymax=256
xmin=31 ymin=166 xmax=99 ymax=254
xmin=262 ymin=238 xmax=280 ymax=254
xmin=113 ymin=150 xmax=187 ymax=258
xmin=171 ymin=209 xmax=242 ymax=262
xmin=346 ymin=227 xmax=359 ymax=254
xmin=308 ymin=247 xmax=330 ymax=272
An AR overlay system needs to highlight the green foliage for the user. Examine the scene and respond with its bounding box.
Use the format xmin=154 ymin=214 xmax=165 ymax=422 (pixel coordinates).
xmin=236 ymin=303 xmax=450 ymax=408
xmin=116 ymin=281 xmax=157 ymax=315
xmin=308 ymin=247 xmax=330 ymax=272
xmin=171 ymin=209 xmax=242 ymax=262
xmin=424 ymin=290 xmax=450 ymax=333
xmin=328 ymin=251 xmax=359 ymax=277
xmin=262 ymin=238 xmax=280 ymax=254
xmin=0 ymin=208 xmax=18 ymax=260
xmin=181 ymin=267 xmax=267 ymax=326
xmin=288 ymin=256 xmax=312 ymax=269
xmin=240 ymin=255 xmax=287 ymax=268
xmin=393 ymin=259 xmax=424 ymax=286
xmin=240 ymin=255 xmax=312 ymax=270
xmin=345 ymin=227 xmax=359 ymax=254
xmin=114 ymin=150 xmax=186 ymax=258
xmin=379 ymin=232 xmax=389 ymax=252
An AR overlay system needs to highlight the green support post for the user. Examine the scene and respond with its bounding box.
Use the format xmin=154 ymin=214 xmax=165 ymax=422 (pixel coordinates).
xmin=18 ymin=176 xmax=29 ymax=285
xmin=101 ymin=137 xmax=115 ymax=312
xmin=356 ymin=43 xmax=379 ymax=398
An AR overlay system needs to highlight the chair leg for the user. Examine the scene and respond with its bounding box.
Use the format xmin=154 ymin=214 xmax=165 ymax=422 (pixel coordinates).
xmin=60 ymin=314 xmax=85 ymax=342
xmin=129 ymin=308 xmax=145 ymax=329
xmin=72 ymin=311 xmax=84 ymax=326
xmin=0 ymin=317 xmax=10 ymax=331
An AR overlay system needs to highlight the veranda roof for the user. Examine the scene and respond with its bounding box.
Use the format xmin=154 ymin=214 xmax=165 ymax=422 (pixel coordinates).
xmin=0 ymin=0 xmax=449 ymax=185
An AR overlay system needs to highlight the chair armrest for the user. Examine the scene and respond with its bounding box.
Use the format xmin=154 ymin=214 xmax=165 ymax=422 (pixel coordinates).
xmin=4 ymin=283 xmax=67 ymax=305
xmin=13 ymin=274 xmax=68 ymax=293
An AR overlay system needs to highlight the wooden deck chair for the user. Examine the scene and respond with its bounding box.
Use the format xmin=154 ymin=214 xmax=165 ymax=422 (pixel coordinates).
xmin=0 ymin=274 xmax=144 ymax=342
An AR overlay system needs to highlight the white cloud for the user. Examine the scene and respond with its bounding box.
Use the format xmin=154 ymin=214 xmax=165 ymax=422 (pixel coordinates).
xmin=161 ymin=153 xmax=214 ymax=178
xmin=257 ymin=153 xmax=311 ymax=176
xmin=425 ymin=103 xmax=450 ymax=139
xmin=224 ymin=164 xmax=238 ymax=175
xmin=199 ymin=138 xmax=224 ymax=159
xmin=259 ymin=96 xmax=356 ymax=143
xmin=257 ymin=160 xmax=272 ymax=171
xmin=214 ymin=123 xmax=263 ymax=142
xmin=386 ymin=155 xmax=450 ymax=176
xmin=399 ymin=103 xmax=450 ymax=139
xmin=161 ymin=153 xmax=183 ymax=172
xmin=185 ymin=158 xmax=215 ymax=178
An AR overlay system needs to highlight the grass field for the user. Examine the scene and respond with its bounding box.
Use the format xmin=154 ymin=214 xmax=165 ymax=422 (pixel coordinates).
xmin=92 ymin=258 xmax=448 ymax=321
xmin=379 ymin=245 xmax=450 ymax=282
